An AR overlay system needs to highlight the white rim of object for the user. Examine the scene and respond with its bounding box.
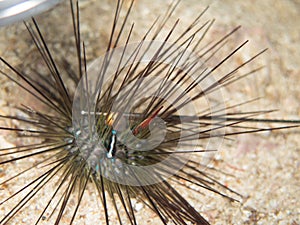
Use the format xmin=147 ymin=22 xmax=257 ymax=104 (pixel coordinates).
xmin=0 ymin=0 xmax=61 ymax=27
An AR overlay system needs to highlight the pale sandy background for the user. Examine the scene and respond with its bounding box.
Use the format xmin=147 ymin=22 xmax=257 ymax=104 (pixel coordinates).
xmin=0 ymin=0 xmax=299 ymax=224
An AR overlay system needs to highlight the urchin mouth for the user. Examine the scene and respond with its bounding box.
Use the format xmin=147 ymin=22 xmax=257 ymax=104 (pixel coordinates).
xmin=69 ymin=110 xmax=167 ymax=166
